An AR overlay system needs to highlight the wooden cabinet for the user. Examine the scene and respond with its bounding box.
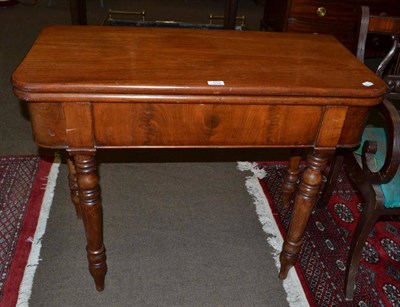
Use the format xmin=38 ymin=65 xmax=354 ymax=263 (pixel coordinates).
xmin=261 ymin=0 xmax=400 ymax=52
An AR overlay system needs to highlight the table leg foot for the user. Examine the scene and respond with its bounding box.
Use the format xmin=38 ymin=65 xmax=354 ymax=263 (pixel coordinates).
xmin=279 ymin=246 xmax=298 ymax=279
xmin=88 ymin=245 xmax=107 ymax=292
xmin=282 ymin=149 xmax=303 ymax=207
xmin=72 ymin=151 xmax=107 ymax=291
xmin=280 ymin=151 xmax=331 ymax=277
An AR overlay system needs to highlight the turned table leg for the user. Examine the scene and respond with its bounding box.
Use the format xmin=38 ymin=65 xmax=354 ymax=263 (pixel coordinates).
xmin=316 ymin=152 xmax=344 ymax=209
xmin=282 ymin=149 xmax=303 ymax=207
xmin=70 ymin=151 xmax=107 ymax=291
xmin=66 ymin=153 xmax=82 ymax=219
xmin=279 ymin=150 xmax=331 ymax=279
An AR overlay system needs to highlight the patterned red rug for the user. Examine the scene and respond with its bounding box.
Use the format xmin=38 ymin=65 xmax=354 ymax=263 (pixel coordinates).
xmin=0 ymin=155 xmax=59 ymax=307
xmin=239 ymin=161 xmax=400 ymax=307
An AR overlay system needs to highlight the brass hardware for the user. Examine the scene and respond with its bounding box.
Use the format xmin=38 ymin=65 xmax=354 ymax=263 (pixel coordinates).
xmin=102 ymin=10 xmax=146 ymax=25
xmin=101 ymin=10 xmax=246 ymax=30
xmin=316 ymin=7 xmax=327 ymax=17
xmin=209 ymin=14 xmax=246 ymax=28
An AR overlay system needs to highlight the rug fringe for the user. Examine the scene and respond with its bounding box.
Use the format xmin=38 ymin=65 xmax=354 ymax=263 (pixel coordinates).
xmin=16 ymin=153 xmax=61 ymax=307
xmin=237 ymin=161 xmax=309 ymax=307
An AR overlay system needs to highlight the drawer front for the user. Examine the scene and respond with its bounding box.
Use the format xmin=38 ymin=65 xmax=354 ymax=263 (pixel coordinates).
xmin=93 ymin=103 xmax=323 ymax=148
xmin=289 ymin=0 xmax=357 ymax=24
xmin=288 ymin=0 xmax=358 ymax=49
xmin=286 ymin=20 xmax=355 ymax=50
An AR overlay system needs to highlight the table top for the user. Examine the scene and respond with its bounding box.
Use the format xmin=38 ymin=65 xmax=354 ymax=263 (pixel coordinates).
xmin=12 ymin=25 xmax=385 ymax=105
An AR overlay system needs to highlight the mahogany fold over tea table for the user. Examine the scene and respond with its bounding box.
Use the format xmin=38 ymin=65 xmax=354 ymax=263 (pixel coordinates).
xmin=12 ymin=25 xmax=386 ymax=291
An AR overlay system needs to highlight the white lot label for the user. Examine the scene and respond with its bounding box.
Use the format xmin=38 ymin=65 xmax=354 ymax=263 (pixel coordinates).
xmin=207 ymin=81 xmax=225 ymax=86
xmin=362 ymin=81 xmax=374 ymax=87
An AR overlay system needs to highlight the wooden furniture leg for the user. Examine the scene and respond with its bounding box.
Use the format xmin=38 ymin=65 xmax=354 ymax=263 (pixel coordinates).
xmin=345 ymin=206 xmax=379 ymax=300
xmin=279 ymin=150 xmax=332 ymax=279
xmin=224 ymin=0 xmax=239 ymax=29
xmin=70 ymin=0 xmax=87 ymax=25
xmin=66 ymin=153 xmax=82 ymax=219
xmin=282 ymin=148 xmax=303 ymax=207
xmin=316 ymin=151 xmax=344 ymax=209
xmin=71 ymin=151 xmax=107 ymax=291
xmin=342 ymin=153 xmax=380 ymax=300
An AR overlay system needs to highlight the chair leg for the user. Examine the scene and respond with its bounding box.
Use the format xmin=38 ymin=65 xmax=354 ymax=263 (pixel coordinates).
xmin=316 ymin=152 xmax=344 ymax=209
xmin=343 ymin=153 xmax=383 ymax=301
xmin=344 ymin=205 xmax=379 ymax=301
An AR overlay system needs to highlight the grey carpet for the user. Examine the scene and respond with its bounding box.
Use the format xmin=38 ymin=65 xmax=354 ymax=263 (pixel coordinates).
xmin=1 ymin=1 xmax=290 ymax=306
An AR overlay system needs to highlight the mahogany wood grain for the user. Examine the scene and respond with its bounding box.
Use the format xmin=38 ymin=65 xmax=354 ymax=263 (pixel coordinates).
xmin=368 ymin=15 xmax=400 ymax=34
xmin=92 ymin=103 xmax=323 ymax=147
xmin=11 ymin=25 xmax=386 ymax=290
xmin=12 ymin=26 xmax=385 ymax=100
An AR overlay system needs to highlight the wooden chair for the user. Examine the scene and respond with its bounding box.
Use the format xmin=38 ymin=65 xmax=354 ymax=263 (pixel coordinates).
xmin=322 ymin=6 xmax=400 ymax=301
xmin=342 ymin=7 xmax=400 ymax=301
xmin=282 ymin=6 xmax=400 ymax=301
xmin=342 ymin=98 xmax=400 ymax=300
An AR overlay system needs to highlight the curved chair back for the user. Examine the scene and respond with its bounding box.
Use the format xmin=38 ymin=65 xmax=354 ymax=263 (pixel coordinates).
xmin=341 ymin=6 xmax=400 ymax=301
xmin=355 ymin=6 xmax=400 ymax=100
